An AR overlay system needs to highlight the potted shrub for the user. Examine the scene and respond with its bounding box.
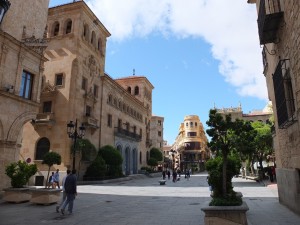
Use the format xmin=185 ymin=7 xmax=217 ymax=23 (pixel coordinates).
xmin=3 ymin=160 xmax=37 ymax=203
xmin=201 ymin=109 xmax=256 ymax=225
xmin=30 ymin=151 xmax=62 ymax=205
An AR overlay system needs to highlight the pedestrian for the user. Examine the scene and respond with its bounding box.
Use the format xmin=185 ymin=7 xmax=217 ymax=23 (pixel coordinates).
xmin=48 ymin=172 xmax=55 ymax=188
xmin=60 ymin=169 xmax=77 ymax=215
xmin=172 ymin=170 xmax=177 ymax=182
xmin=167 ymin=170 xmax=171 ymax=180
xmin=186 ymin=169 xmax=190 ymax=180
xmin=54 ymin=169 xmax=60 ymax=189
xmin=162 ymin=170 xmax=166 ymax=180
xmin=56 ymin=169 xmax=71 ymax=213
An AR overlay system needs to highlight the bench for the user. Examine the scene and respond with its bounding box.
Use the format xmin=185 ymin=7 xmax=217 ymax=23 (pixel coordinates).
xmin=159 ymin=180 xmax=166 ymax=185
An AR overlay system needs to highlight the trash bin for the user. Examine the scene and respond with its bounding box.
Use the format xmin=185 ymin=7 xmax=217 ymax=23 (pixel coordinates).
xmin=35 ymin=176 xmax=44 ymax=186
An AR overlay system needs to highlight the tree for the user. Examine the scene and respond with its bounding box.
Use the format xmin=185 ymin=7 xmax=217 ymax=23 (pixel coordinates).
xmin=5 ymin=161 xmax=37 ymax=188
xmin=42 ymin=152 xmax=61 ymax=188
xmin=84 ymin=155 xmax=106 ymax=179
xmin=147 ymin=157 xmax=158 ymax=169
xmin=75 ymin=139 xmax=97 ymax=162
xmin=150 ymin=147 xmax=163 ymax=162
xmin=206 ymin=109 xmax=255 ymax=199
xmin=251 ymin=121 xmax=273 ymax=176
xmin=98 ymin=145 xmax=123 ymax=177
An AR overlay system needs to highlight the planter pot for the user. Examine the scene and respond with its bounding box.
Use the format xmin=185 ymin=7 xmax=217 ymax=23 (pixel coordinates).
xmin=201 ymin=201 xmax=249 ymax=225
xmin=30 ymin=188 xmax=61 ymax=205
xmin=3 ymin=188 xmax=31 ymax=203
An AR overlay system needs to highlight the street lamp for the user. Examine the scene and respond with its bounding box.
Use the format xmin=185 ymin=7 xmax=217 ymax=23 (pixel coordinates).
xmin=67 ymin=119 xmax=85 ymax=170
xmin=0 ymin=0 xmax=10 ymax=25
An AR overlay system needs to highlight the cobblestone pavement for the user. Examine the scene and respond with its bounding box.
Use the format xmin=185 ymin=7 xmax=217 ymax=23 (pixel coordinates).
xmin=0 ymin=172 xmax=299 ymax=225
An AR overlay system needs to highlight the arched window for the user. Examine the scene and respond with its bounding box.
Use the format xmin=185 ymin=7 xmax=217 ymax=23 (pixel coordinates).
xmin=127 ymin=87 xmax=131 ymax=94
xmin=35 ymin=137 xmax=50 ymax=160
xmin=91 ymin=31 xmax=96 ymax=46
xmin=134 ymin=86 xmax=139 ymax=95
xmin=108 ymin=94 xmax=112 ymax=104
xmin=65 ymin=19 xmax=72 ymax=34
xmin=53 ymin=22 xmax=60 ymax=36
xmin=83 ymin=24 xmax=89 ymax=41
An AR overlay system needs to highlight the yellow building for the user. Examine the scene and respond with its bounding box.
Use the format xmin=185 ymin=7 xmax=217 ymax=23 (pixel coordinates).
xmin=19 ymin=1 xmax=159 ymax=184
xmin=248 ymin=0 xmax=300 ymax=214
xmin=0 ymin=0 xmax=49 ymax=191
xmin=172 ymin=115 xmax=209 ymax=172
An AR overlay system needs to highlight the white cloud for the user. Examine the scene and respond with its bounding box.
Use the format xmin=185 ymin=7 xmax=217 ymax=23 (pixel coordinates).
xmin=87 ymin=0 xmax=267 ymax=100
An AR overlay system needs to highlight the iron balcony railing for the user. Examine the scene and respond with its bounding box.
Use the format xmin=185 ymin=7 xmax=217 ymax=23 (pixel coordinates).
xmin=114 ymin=127 xmax=142 ymax=142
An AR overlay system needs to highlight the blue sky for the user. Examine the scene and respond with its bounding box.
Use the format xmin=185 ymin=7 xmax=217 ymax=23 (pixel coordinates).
xmin=49 ymin=0 xmax=268 ymax=145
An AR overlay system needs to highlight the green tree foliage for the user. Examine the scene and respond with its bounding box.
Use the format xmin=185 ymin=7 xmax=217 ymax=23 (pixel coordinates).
xmin=251 ymin=121 xmax=273 ymax=171
xmin=206 ymin=109 xmax=255 ymax=199
xmin=5 ymin=161 xmax=37 ymax=188
xmin=75 ymin=139 xmax=97 ymax=161
xmin=42 ymin=152 xmax=61 ymax=188
xmin=98 ymin=145 xmax=123 ymax=177
xmin=147 ymin=157 xmax=158 ymax=168
xmin=84 ymin=155 xmax=106 ymax=179
xmin=150 ymin=147 xmax=163 ymax=161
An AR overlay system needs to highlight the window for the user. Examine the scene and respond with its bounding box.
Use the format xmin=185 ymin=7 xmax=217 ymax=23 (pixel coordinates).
xmin=127 ymin=87 xmax=131 ymax=94
xmin=108 ymin=94 xmax=112 ymax=104
xmin=186 ymin=122 xmax=188 ymax=127
xmin=19 ymin=71 xmax=33 ymax=99
xmin=86 ymin=105 xmax=91 ymax=117
xmin=65 ymin=20 xmax=72 ymax=34
xmin=43 ymin=101 xmax=52 ymax=113
xmin=184 ymin=142 xmax=200 ymax=150
xmin=93 ymin=85 xmax=98 ymax=98
xmin=91 ymin=31 xmax=96 ymax=46
xmin=158 ymin=131 xmax=161 ymax=137
xmin=195 ymin=122 xmax=197 ymax=127
xmin=35 ymin=137 xmax=50 ymax=160
xmin=134 ymin=86 xmax=139 ymax=95
xmin=139 ymin=152 xmax=142 ymax=164
xmin=133 ymin=126 xmax=136 ymax=134
xmin=118 ymin=119 xmax=122 ymax=128
xmin=158 ymin=120 xmax=161 ymax=126
xmin=107 ymin=114 xmax=112 ymax=127
xmin=53 ymin=22 xmax=59 ymax=36
xmin=55 ymin=73 xmax=63 ymax=86
xmin=82 ymin=77 xmax=87 ymax=91
xmin=140 ymin=128 xmax=142 ymax=137
xmin=190 ymin=122 xmax=193 ymax=127
xmin=83 ymin=24 xmax=89 ymax=41
xmin=187 ymin=132 xmax=197 ymax=137
xmin=273 ymin=59 xmax=296 ymax=128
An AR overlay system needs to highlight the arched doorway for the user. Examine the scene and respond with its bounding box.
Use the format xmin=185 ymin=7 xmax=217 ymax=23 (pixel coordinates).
xmin=116 ymin=144 xmax=125 ymax=174
xmin=125 ymin=147 xmax=130 ymax=175
xmin=132 ymin=148 xmax=137 ymax=174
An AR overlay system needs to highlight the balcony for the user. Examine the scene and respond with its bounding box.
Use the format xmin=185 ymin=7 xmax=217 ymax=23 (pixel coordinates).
xmin=114 ymin=127 xmax=142 ymax=142
xmin=257 ymin=0 xmax=283 ymax=44
xmin=33 ymin=113 xmax=55 ymax=127
xmin=83 ymin=116 xmax=99 ymax=129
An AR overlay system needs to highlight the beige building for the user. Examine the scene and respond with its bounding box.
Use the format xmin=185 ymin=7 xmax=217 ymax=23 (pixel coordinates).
xmin=0 ymin=0 xmax=49 ymax=191
xmin=248 ymin=0 xmax=300 ymax=214
xmin=172 ymin=115 xmax=209 ymax=172
xmin=19 ymin=1 xmax=159 ymax=184
xmin=215 ymin=103 xmax=273 ymax=124
xmin=150 ymin=115 xmax=164 ymax=149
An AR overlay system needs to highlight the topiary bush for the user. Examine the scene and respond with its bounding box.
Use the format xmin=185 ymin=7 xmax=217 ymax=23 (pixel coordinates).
xmin=84 ymin=155 xmax=106 ymax=180
xmin=98 ymin=145 xmax=123 ymax=177
xmin=5 ymin=161 xmax=37 ymax=188
xmin=206 ymin=155 xmax=242 ymax=206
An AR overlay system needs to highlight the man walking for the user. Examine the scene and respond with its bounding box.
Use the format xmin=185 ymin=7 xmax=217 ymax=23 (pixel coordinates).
xmin=61 ymin=169 xmax=77 ymax=215
xmin=56 ymin=169 xmax=71 ymax=213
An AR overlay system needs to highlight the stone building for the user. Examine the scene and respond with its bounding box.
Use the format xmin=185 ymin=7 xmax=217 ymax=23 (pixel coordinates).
xmin=0 ymin=0 xmax=49 ymax=191
xmin=172 ymin=115 xmax=209 ymax=172
xmin=150 ymin=115 xmax=164 ymax=149
xmin=19 ymin=1 xmax=159 ymax=183
xmin=215 ymin=103 xmax=273 ymax=124
xmin=247 ymin=0 xmax=300 ymax=214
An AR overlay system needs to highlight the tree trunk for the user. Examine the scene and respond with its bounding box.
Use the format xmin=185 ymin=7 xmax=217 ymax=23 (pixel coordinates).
xmin=222 ymin=152 xmax=228 ymax=197
xmin=45 ymin=167 xmax=50 ymax=188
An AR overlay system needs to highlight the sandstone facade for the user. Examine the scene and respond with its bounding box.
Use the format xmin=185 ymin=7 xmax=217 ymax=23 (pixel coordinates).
xmin=0 ymin=0 xmax=49 ymax=191
xmin=248 ymin=0 xmax=300 ymax=214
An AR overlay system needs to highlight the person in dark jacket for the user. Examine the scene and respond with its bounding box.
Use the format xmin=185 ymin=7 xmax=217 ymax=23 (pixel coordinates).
xmin=60 ymin=169 xmax=77 ymax=215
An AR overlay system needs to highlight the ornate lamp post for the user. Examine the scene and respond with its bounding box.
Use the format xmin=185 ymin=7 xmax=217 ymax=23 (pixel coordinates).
xmin=67 ymin=119 xmax=85 ymax=170
xmin=0 ymin=0 xmax=10 ymax=25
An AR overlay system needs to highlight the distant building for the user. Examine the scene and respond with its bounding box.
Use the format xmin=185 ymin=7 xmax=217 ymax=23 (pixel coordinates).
xmin=248 ymin=0 xmax=300 ymax=214
xmin=215 ymin=102 xmax=273 ymax=124
xmin=172 ymin=115 xmax=209 ymax=172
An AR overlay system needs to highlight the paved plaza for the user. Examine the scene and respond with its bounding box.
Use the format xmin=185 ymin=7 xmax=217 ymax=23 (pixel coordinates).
xmin=0 ymin=172 xmax=300 ymax=225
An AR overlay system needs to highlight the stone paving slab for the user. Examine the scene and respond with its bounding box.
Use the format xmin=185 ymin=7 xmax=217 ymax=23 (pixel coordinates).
xmin=0 ymin=173 xmax=299 ymax=225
